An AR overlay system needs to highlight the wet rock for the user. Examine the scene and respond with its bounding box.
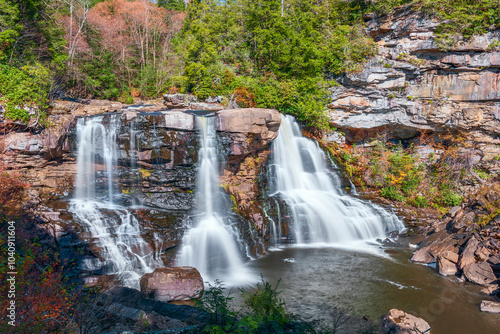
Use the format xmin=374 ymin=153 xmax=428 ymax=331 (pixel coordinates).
xmin=163 ymin=94 xmax=197 ymax=109
xmin=437 ymin=256 xmax=458 ymax=276
xmin=480 ymin=300 xmax=500 ymax=313
xmin=104 ymin=286 xmax=209 ymax=324
xmin=0 ymin=113 xmax=77 ymax=194
xmin=411 ymin=246 xmax=434 ymax=263
xmin=480 ymin=284 xmax=500 ymax=295
xmin=411 ymin=231 xmax=457 ymax=264
xmin=217 ymin=108 xmax=281 ymax=254
xmin=383 ymin=308 xmax=431 ymax=334
xmin=140 ymin=267 xmax=204 ymax=302
xmin=142 ymin=311 xmax=186 ymax=330
xmin=106 ymin=303 xmax=146 ymax=321
xmin=162 ymin=111 xmax=195 ymax=131
xmin=457 ymin=235 xmax=480 ymax=270
xmin=463 ymin=261 xmax=497 ymax=286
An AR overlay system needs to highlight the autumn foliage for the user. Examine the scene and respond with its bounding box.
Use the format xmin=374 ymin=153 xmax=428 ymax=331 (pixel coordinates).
xmin=62 ymin=0 xmax=185 ymax=99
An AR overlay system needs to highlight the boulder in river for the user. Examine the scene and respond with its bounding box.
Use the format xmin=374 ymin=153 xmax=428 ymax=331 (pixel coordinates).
xmin=140 ymin=267 xmax=204 ymax=302
xmin=480 ymin=300 xmax=500 ymax=313
xmin=463 ymin=261 xmax=497 ymax=286
xmin=437 ymin=256 xmax=458 ymax=276
xmin=457 ymin=235 xmax=480 ymax=270
xmin=383 ymin=309 xmax=431 ymax=334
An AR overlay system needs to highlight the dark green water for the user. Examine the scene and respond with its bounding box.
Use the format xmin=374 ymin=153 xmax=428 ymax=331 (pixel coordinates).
xmin=245 ymin=244 xmax=500 ymax=334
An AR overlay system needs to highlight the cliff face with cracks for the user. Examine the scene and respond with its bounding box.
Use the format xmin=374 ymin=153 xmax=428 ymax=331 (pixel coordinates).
xmin=328 ymin=8 xmax=500 ymax=172
xmin=0 ymin=102 xmax=281 ymax=271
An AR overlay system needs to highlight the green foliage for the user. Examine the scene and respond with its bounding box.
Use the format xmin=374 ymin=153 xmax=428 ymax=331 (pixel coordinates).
xmin=194 ymin=277 xmax=318 ymax=334
xmin=158 ymin=0 xmax=186 ymax=11
xmin=328 ymin=137 xmax=468 ymax=211
xmin=0 ymin=0 xmax=21 ymax=60
xmin=436 ymin=188 xmax=462 ymax=207
xmin=240 ymin=279 xmax=288 ymax=328
xmin=196 ymin=280 xmax=238 ymax=330
xmin=0 ymin=63 xmax=50 ymax=122
xmin=381 ymin=186 xmax=406 ymax=202
xmin=179 ymin=0 xmax=376 ymax=129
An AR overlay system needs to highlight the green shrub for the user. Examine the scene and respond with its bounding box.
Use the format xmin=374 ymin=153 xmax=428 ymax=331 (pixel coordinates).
xmin=437 ymin=189 xmax=462 ymax=207
xmin=381 ymin=186 xmax=406 ymax=202
xmin=193 ymin=277 xmax=317 ymax=334
xmin=409 ymin=195 xmax=430 ymax=208
xmin=0 ymin=64 xmax=50 ymax=122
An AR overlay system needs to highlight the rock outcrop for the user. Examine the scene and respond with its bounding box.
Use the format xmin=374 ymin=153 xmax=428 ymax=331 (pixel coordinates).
xmin=0 ymin=114 xmax=76 ymax=196
xmin=383 ymin=308 xmax=431 ymax=334
xmin=327 ymin=7 xmax=500 ymax=172
xmin=140 ymin=267 xmax=204 ymax=302
xmin=411 ymin=183 xmax=500 ymax=292
xmin=218 ymin=108 xmax=281 ymax=253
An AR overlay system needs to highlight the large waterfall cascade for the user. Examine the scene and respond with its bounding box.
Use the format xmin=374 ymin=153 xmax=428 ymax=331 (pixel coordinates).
xmin=270 ymin=115 xmax=404 ymax=245
xmin=177 ymin=116 xmax=255 ymax=284
xmin=70 ymin=115 xmax=163 ymax=288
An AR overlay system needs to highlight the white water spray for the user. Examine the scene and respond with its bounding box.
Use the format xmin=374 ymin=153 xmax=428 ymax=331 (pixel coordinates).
xmin=270 ymin=115 xmax=404 ymax=245
xmin=70 ymin=115 xmax=162 ymax=288
xmin=177 ymin=116 xmax=255 ymax=284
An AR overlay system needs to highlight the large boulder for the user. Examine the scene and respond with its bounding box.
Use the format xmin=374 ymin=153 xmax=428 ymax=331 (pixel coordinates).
xmin=383 ymin=309 xmax=431 ymax=334
xmin=436 ymin=250 xmax=459 ymax=276
xmin=140 ymin=267 xmax=204 ymax=302
xmin=463 ymin=261 xmax=497 ymax=286
xmin=457 ymin=235 xmax=480 ymax=270
xmin=217 ymin=108 xmax=281 ymax=141
xmin=410 ymin=231 xmax=457 ymax=264
xmin=437 ymin=257 xmax=457 ymax=277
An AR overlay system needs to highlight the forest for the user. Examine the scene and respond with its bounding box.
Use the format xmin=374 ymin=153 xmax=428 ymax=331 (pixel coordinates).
xmin=2 ymin=0 xmax=499 ymax=128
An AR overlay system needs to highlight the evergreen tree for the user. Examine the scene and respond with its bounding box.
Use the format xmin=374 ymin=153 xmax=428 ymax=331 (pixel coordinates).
xmin=158 ymin=0 xmax=185 ymax=11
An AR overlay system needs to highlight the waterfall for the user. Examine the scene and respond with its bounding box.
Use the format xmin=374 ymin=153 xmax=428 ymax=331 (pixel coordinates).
xmin=177 ymin=116 xmax=254 ymax=284
xmin=270 ymin=115 xmax=404 ymax=245
xmin=70 ymin=115 xmax=162 ymax=288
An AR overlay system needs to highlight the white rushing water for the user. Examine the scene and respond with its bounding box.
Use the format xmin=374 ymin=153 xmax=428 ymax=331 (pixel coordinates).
xmin=177 ymin=116 xmax=255 ymax=284
xmin=70 ymin=115 xmax=162 ymax=288
xmin=270 ymin=115 xmax=404 ymax=245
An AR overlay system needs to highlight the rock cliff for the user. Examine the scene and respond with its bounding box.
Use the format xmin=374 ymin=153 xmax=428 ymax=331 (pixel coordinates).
xmin=0 ymin=102 xmax=280 ymax=265
xmin=328 ymin=8 xmax=500 ymax=172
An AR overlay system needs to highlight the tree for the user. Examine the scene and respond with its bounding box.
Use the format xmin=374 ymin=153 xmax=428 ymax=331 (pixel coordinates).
xmin=158 ymin=0 xmax=185 ymax=11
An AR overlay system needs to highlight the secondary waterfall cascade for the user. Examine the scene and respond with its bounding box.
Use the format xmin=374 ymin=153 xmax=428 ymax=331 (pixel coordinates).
xmin=70 ymin=115 xmax=163 ymax=288
xmin=177 ymin=116 xmax=254 ymax=284
xmin=270 ymin=115 xmax=404 ymax=245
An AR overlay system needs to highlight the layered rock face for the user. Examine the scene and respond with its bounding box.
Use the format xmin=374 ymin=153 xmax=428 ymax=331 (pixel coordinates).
xmin=0 ymin=103 xmax=281 ymax=266
xmin=328 ymin=8 xmax=500 ymax=171
xmin=0 ymin=114 xmax=77 ymax=195
xmin=218 ymin=108 xmax=281 ymax=254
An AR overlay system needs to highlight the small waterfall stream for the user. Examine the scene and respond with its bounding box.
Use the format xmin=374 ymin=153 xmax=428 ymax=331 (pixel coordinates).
xmin=270 ymin=115 xmax=404 ymax=245
xmin=70 ymin=115 xmax=163 ymax=288
xmin=177 ymin=116 xmax=254 ymax=284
